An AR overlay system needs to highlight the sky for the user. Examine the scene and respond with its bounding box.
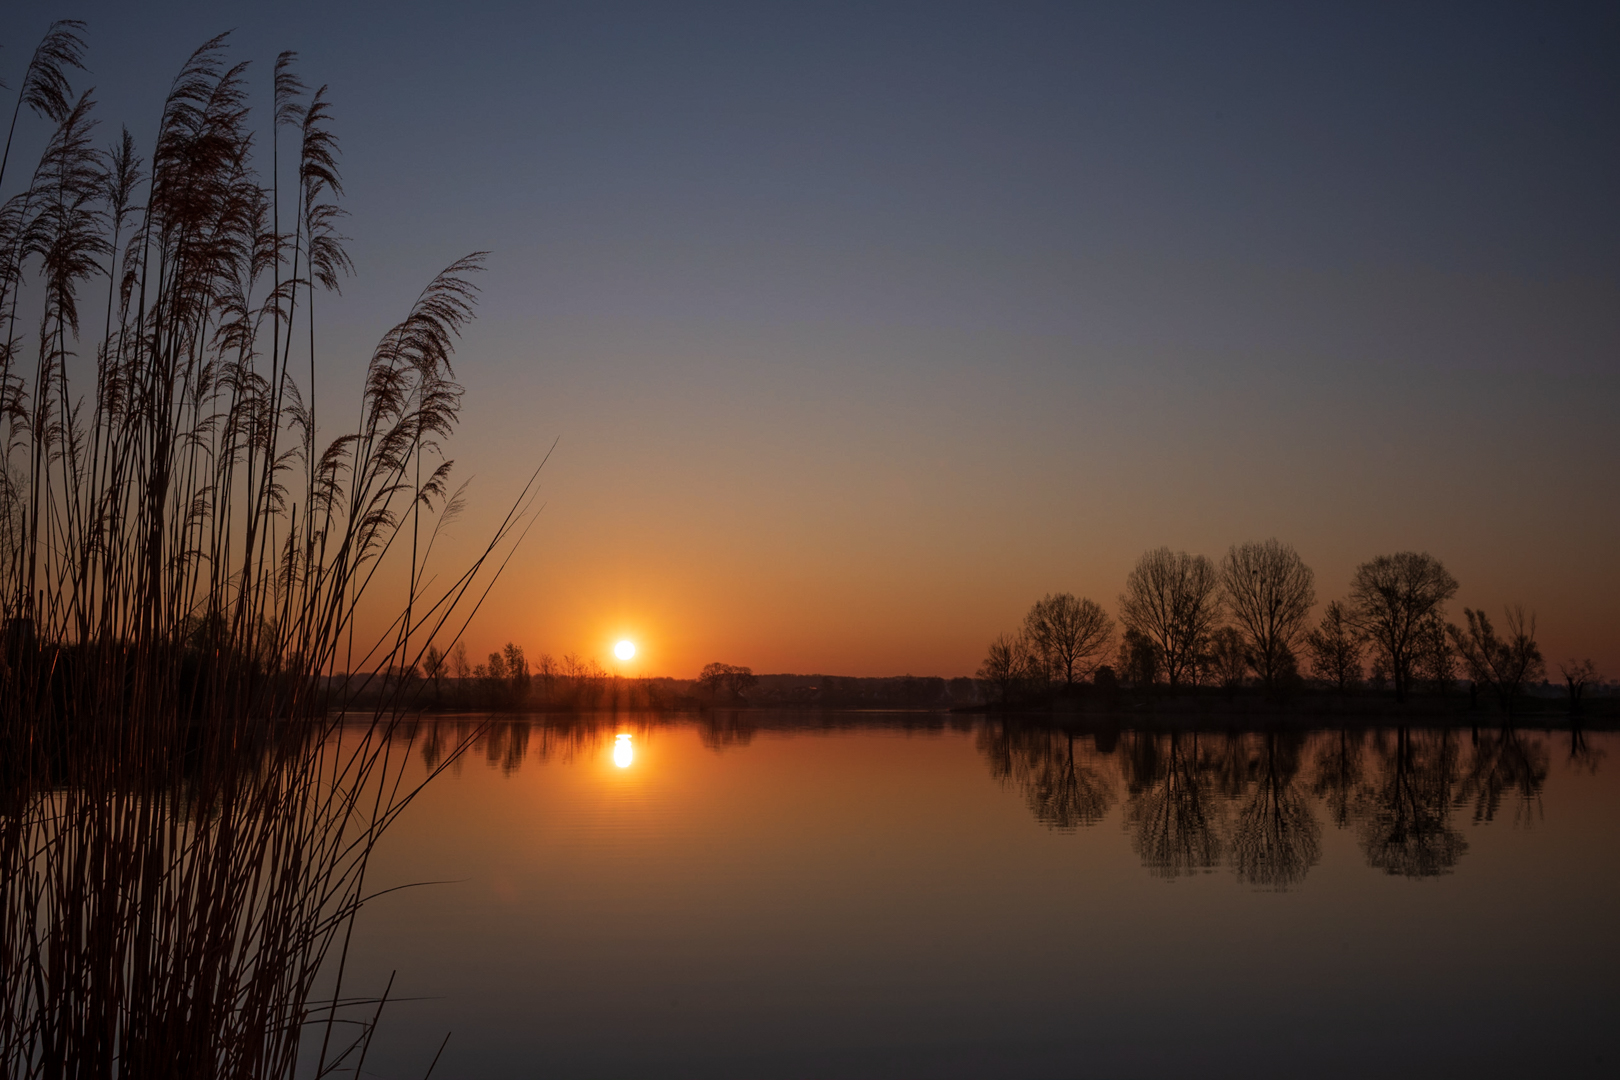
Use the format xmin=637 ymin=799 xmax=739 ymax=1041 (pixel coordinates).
xmin=5 ymin=1 xmax=1618 ymax=678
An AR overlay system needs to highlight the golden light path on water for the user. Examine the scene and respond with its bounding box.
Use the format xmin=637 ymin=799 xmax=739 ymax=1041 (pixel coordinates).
xmin=612 ymin=733 xmax=634 ymax=769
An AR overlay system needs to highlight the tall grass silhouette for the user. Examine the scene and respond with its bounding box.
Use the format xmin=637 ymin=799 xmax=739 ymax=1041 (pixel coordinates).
xmin=0 ymin=23 xmax=537 ymax=1076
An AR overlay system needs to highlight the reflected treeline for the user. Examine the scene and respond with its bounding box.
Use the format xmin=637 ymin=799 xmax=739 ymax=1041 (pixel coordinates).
xmin=978 ymin=726 xmax=1116 ymax=829
xmin=423 ymin=713 xmax=1588 ymax=893
xmin=418 ymin=717 xmax=599 ymax=773
xmin=419 ymin=710 xmax=976 ymax=775
xmin=1228 ymin=733 xmax=1322 ymax=888
xmin=976 ymin=722 xmax=1574 ymax=888
xmin=1123 ymin=732 xmax=1227 ymax=877
xmin=1358 ymin=729 xmax=1468 ymax=877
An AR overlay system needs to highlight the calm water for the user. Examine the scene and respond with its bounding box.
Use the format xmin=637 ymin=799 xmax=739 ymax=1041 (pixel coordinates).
xmin=346 ymin=713 xmax=1618 ymax=1079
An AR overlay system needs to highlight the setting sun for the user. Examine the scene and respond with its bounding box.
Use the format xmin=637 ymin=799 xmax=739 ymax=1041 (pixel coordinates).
xmin=614 ymin=639 xmax=636 ymax=661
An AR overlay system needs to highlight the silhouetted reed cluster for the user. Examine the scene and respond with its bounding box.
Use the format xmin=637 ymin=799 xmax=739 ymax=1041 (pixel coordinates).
xmin=1 ymin=23 xmax=531 ymax=1076
xmin=981 ymin=541 xmax=1599 ymax=712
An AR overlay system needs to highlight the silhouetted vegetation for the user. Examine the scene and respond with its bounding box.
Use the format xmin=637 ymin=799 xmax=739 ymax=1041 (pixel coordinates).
xmin=1221 ymin=540 xmax=1315 ymax=689
xmin=0 ymin=25 xmax=535 ymax=1076
xmin=1560 ymin=658 xmax=1596 ymax=716
xmin=1023 ymin=593 xmax=1114 ymax=686
xmin=971 ymin=541 xmax=1605 ymax=718
xmin=698 ymin=662 xmax=758 ymax=702
xmin=1119 ymin=548 xmax=1223 ymax=688
xmin=1451 ymin=606 xmax=1545 ymax=713
xmin=1349 ymin=552 xmax=1459 ymax=703
xmin=1304 ymin=600 xmax=1362 ymax=693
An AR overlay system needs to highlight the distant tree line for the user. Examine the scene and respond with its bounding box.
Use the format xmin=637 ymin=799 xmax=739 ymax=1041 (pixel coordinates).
xmin=979 ymin=541 xmax=1598 ymax=711
xmin=402 ymin=641 xmax=680 ymax=711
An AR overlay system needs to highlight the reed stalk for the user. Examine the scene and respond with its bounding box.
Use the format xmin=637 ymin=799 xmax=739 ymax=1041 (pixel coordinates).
xmin=0 ymin=24 xmax=535 ymax=1077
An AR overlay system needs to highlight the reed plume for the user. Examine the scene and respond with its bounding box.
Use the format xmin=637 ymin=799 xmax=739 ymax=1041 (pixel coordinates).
xmin=0 ymin=24 xmax=536 ymax=1077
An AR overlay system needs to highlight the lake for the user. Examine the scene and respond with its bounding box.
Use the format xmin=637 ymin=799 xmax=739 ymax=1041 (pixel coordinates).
xmin=344 ymin=712 xmax=1618 ymax=1079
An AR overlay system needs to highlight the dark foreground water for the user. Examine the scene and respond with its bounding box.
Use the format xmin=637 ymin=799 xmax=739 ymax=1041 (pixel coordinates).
xmin=346 ymin=713 xmax=1618 ymax=1079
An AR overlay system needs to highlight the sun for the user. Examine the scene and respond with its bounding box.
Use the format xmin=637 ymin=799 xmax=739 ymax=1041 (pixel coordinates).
xmin=613 ymin=639 xmax=636 ymax=661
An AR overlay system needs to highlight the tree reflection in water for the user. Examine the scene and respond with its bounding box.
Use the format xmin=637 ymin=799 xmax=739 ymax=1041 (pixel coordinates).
xmin=699 ymin=712 xmax=758 ymax=752
xmin=1566 ymin=727 xmax=1604 ymax=775
xmin=1228 ymin=733 xmax=1322 ymax=890
xmin=1122 ymin=733 xmax=1225 ymax=878
xmin=976 ymin=724 xmax=1117 ymax=829
xmin=412 ymin=717 xmax=1596 ymax=891
xmin=1311 ymin=729 xmax=1367 ymax=829
xmin=1459 ymin=726 xmax=1548 ymax=826
xmin=977 ymin=723 xmax=1588 ymax=887
xmin=1358 ymin=729 xmax=1468 ymax=877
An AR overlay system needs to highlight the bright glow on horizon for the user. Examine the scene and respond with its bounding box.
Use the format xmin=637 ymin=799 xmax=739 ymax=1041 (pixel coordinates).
xmin=614 ymin=639 xmax=636 ymax=661
xmin=613 ymin=733 xmax=634 ymax=769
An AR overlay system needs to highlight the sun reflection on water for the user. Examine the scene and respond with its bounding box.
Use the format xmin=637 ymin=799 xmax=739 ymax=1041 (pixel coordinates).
xmin=613 ymin=733 xmax=634 ymax=769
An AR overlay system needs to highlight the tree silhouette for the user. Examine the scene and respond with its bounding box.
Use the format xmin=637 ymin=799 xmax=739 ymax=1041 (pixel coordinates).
xmin=698 ymin=662 xmax=756 ymax=701
xmin=1560 ymin=659 xmax=1597 ymax=716
xmin=1022 ymin=593 xmax=1114 ymax=686
xmin=977 ymin=631 xmax=1044 ymax=702
xmin=1349 ymin=552 xmax=1459 ymax=702
xmin=1119 ymin=548 xmax=1222 ymax=688
xmin=1221 ymin=540 xmax=1315 ymax=689
xmin=1304 ymin=601 xmax=1361 ymax=693
xmin=1451 ymin=606 xmax=1545 ymax=713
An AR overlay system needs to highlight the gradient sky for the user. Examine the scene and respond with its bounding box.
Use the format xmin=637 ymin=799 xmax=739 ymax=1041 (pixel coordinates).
xmin=8 ymin=2 xmax=1619 ymax=677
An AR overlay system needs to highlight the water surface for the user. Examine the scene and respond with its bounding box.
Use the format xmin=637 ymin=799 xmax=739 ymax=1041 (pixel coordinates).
xmin=348 ymin=713 xmax=1618 ymax=1079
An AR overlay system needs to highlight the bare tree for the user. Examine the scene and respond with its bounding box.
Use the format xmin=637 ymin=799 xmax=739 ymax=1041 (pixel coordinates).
xmin=1304 ymin=601 xmax=1361 ymax=693
xmin=1119 ymin=548 xmax=1222 ymax=688
xmin=1220 ymin=540 xmax=1315 ymax=689
xmin=1023 ymin=593 xmax=1114 ymax=686
xmin=978 ymin=632 xmax=1043 ymax=703
xmin=1450 ymin=606 xmax=1545 ymax=712
xmin=1560 ymin=658 xmax=1596 ymax=715
xmin=1348 ymin=552 xmax=1458 ymax=702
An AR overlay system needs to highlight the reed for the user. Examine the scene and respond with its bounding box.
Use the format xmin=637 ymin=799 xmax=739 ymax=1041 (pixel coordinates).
xmin=0 ymin=23 xmax=536 ymax=1077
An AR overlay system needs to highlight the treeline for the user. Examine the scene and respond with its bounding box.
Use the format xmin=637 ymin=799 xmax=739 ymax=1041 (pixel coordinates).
xmin=391 ymin=642 xmax=687 ymax=711
xmin=382 ymin=649 xmax=989 ymax=712
xmin=982 ymin=541 xmax=1602 ymax=712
